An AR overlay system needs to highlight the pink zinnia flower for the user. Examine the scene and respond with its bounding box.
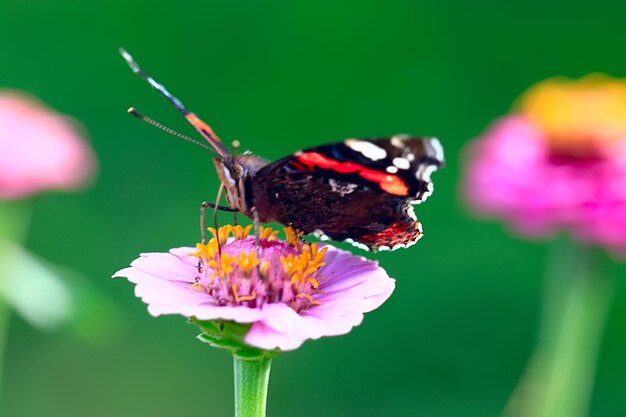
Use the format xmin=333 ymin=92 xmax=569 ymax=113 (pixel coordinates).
xmin=113 ymin=225 xmax=395 ymax=351
xmin=0 ymin=91 xmax=96 ymax=200
xmin=463 ymin=74 xmax=626 ymax=254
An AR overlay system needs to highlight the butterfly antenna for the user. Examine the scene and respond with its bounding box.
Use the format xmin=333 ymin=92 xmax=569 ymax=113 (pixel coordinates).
xmin=127 ymin=107 xmax=216 ymax=153
xmin=119 ymin=48 xmax=230 ymax=158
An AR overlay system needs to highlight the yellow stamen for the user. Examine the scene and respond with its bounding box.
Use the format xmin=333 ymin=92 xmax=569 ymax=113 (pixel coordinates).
xmin=234 ymin=252 xmax=260 ymax=275
xmin=191 ymin=239 xmax=219 ymax=261
xmin=283 ymin=226 xmax=303 ymax=248
xmin=232 ymin=284 xmax=257 ymax=303
xmin=280 ymin=254 xmax=299 ymax=276
xmin=208 ymin=225 xmax=232 ymax=245
xmin=259 ymin=260 xmax=271 ymax=278
xmin=259 ymin=226 xmax=280 ymax=241
xmin=295 ymin=293 xmax=322 ymax=305
xmin=290 ymin=272 xmax=304 ymax=285
xmin=232 ymin=224 xmax=253 ymax=240
xmin=207 ymin=253 xmax=234 ymax=279
xmin=280 ymin=244 xmax=327 ymax=287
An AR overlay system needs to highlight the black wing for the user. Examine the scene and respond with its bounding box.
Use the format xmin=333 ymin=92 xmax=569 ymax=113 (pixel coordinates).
xmin=248 ymin=135 xmax=444 ymax=251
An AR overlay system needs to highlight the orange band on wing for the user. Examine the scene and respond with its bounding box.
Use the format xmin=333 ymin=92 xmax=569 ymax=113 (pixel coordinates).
xmin=297 ymin=152 xmax=409 ymax=196
xmin=358 ymin=170 xmax=409 ymax=196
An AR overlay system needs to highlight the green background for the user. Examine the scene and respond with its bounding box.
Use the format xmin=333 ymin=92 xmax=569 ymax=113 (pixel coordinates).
xmin=1 ymin=1 xmax=625 ymax=416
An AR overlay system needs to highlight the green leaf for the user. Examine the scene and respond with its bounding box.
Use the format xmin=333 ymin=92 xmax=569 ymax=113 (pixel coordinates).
xmin=46 ymin=264 xmax=122 ymax=345
xmin=191 ymin=318 xmax=279 ymax=360
xmin=0 ymin=239 xmax=73 ymax=330
xmin=0 ymin=239 xmax=121 ymax=341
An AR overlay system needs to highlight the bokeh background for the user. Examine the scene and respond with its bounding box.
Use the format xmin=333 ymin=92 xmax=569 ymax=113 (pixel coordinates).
xmin=1 ymin=1 xmax=625 ymax=416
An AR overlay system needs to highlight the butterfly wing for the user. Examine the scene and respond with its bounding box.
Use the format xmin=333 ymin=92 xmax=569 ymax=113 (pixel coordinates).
xmin=249 ymin=135 xmax=444 ymax=251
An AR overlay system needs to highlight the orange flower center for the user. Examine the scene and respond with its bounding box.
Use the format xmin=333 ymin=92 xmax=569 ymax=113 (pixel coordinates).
xmin=189 ymin=225 xmax=327 ymax=312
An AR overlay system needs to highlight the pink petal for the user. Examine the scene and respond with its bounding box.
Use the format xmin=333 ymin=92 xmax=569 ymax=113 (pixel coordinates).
xmin=115 ymin=244 xmax=395 ymax=351
xmin=463 ymin=114 xmax=626 ymax=255
xmin=0 ymin=92 xmax=96 ymax=200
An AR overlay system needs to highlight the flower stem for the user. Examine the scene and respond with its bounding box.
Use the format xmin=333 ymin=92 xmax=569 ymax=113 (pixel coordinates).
xmin=0 ymin=202 xmax=30 ymax=403
xmin=0 ymin=299 xmax=8 ymax=399
xmin=233 ymin=356 xmax=272 ymax=417
xmin=0 ymin=303 xmax=5 ymax=402
xmin=503 ymin=240 xmax=614 ymax=417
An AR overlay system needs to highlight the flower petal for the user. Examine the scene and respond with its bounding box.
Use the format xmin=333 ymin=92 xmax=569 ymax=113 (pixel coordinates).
xmin=115 ymin=244 xmax=395 ymax=351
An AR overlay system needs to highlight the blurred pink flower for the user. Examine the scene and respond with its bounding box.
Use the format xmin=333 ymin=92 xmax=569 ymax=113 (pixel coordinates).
xmin=464 ymin=75 xmax=626 ymax=253
xmin=113 ymin=226 xmax=395 ymax=351
xmin=0 ymin=91 xmax=96 ymax=199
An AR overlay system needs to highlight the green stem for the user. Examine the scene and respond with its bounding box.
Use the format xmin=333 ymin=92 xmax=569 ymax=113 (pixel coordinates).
xmin=503 ymin=240 xmax=614 ymax=417
xmin=0 ymin=201 xmax=32 ymax=243
xmin=0 ymin=300 xmax=8 ymax=398
xmin=0 ymin=201 xmax=32 ymax=402
xmin=234 ymin=356 xmax=272 ymax=417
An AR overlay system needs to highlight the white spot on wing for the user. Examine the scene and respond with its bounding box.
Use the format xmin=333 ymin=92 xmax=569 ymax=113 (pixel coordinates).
xmin=386 ymin=166 xmax=398 ymax=174
xmin=407 ymin=205 xmax=417 ymax=221
xmin=392 ymin=157 xmax=410 ymax=170
xmin=415 ymin=165 xmax=437 ymax=182
xmin=345 ymin=140 xmax=387 ymax=161
xmin=344 ymin=238 xmax=370 ymax=251
xmin=312 ymin=229 xmax=331 ymax=241
xmin=427 ymin=138 xmax=445 ymax=162
xmin=390 ymin=136 xmax=405 ymax=148
xmin=415 ymin=184 xmax=434 ymax=203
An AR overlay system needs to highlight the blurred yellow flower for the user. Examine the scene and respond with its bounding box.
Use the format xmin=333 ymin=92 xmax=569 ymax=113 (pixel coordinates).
xmin=516 ymin=74 xmax=626 ymax=156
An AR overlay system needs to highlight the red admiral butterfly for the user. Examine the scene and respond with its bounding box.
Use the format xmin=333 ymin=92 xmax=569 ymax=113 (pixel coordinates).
xmin=120 ymin=49 xmax=444 ymax=251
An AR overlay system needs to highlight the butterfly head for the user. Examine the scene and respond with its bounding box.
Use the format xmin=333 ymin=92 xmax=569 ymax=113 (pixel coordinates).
xmin=212 ymin=155 xmax=268 ymax=216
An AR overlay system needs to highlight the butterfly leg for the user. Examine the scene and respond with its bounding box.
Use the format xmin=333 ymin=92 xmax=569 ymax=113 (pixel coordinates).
xmin=200 ymin=183 xmax=227 ymax=245
xmin=200 ymin=201 xmax=240 ymax=243
xmin=251 ymin=206 xmax=262 ymax=257
xmin=200 ymin=202 xmax=209 ymax=245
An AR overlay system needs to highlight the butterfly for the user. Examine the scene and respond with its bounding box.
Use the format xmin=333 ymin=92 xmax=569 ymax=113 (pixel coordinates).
xmin=120 ymin=49 xmax=444 ymax=251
